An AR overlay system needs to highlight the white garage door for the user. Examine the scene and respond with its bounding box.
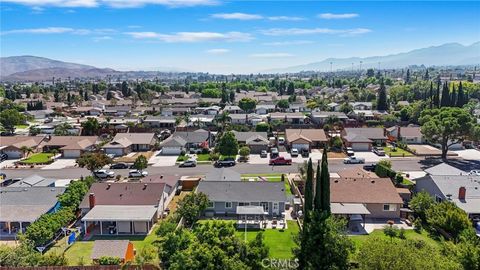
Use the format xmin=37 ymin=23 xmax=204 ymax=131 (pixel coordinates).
xmin=63 ymin=150 xmax=80 ymax=158
xmin=352 ymin=143 xmax=370 ymax=151
xmin=292 ymin=143 xmax=309 ymax=151
xmin=3 ymin=150 xmax=21 ymax=159
xmin=105 ymin=148 xmax=124 ymax=157
xmin=162 ymin=147 xmax=182 ymax=155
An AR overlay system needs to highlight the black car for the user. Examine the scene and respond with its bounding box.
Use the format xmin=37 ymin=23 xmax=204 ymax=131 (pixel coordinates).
xmin=301 ymin=149 xmax=309 ymax=158
xmin=110 ymin=163 xmax=129 ymax=169
xmin=0 ymin=153 xmax=8 ymax=162
xmin=214 ymin=158 xmax=236 ymax=167
xmin=363 ymin=163 xmax=377 ymax=172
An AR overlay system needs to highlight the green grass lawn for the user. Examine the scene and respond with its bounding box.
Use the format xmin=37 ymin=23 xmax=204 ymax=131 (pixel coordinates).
xmin=21 ymin=153 xmax=54 ymax=164
xmin=14 ymin=124 xmax=29 ymax=129
xmin=235 ymin=220 xmax=299 ymax=259
xmin=177 ymin=153 xmax=211 ymax=162
xmin=350 ymin=229 xmax=440 ymax=251
xmin=383 ymin=147 xmax=413 ymax=157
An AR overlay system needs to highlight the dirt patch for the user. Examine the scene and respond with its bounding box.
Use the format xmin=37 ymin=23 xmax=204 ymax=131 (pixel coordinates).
xmin=114 ymin=151 xmax=155 ymax=163
xmin=166 ymin=191 xmax=190 ymax=213
xmin=327 ymin=152 xmax=346 ymax=158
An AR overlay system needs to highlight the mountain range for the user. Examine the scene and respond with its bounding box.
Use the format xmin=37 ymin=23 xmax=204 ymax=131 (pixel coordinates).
xmin=1 ymin=42 xmax=479 ymax=81
xmin=264 ymin=42 xmax=480 ymax=73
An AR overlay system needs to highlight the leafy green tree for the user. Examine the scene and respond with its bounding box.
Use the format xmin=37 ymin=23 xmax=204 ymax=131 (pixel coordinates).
xmin=81 ymin=117 xmax=100 ymax=136
xmin=216 ymin=131 xmax=239 ymax=156
xmin=238 ymin=146 xmax=250 ymax=159
xmin=0 ymin=109 xmax=26 ymax=132
xmin=255 ymin=122 xmax=269 ymax=132
xmin=238 ymin=97 xmax=256 ymax=113
xmin=29 ymin=125 xmax=41 ymax=136
xmin=426 ymin=201 xmax=472 ymax=240
xmin=287 ymin=81 xmax=295 ymax=95
xmin=132 ymin=155 xmax=148 ymax=172
xmin=276 ymin=99 xmax=290 ymax=110
xmin=53 ymin=122 xmax=73 ymax=136
xmin=215 ymin=111 xmax=230 ymax=130
xmin=409 ymin=191 xmax=435 ymax=222
xmin=420 ymin=107 xmax=476 ymax=159
xmin=201 ymin=88 xmax=221 ymax=98
xmin=176 ymin=192 xmax=210 ymax=227
xmin=77 ymin=152 xmax=112 ymax=174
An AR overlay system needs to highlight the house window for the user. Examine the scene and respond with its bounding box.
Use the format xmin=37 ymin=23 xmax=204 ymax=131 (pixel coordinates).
xmin=207 ymin=201 xmax=214 ymax=208
xmin=261 ymin=202 xmax=269 ymax=212
xmin=383 ymin=204 xmax=396 ymax=211
xmin=273 ymin=203 xmax=279 ymax=210
xmin=225 ymin=202 xmax=232 ymax=208
xmin=239 ymin=202 xmax=250 ymax=206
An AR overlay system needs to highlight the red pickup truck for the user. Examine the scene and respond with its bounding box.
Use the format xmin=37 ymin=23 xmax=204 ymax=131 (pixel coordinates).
xmin=269 ymin=156 xmax=292 ymax=165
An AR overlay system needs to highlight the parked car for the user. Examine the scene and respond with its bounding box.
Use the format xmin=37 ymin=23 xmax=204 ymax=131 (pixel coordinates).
xmin=278 ymin=137 xmax=285 ymax=145
xmin=179 ymin=159 xmax=197 ymax=167
xmin=343 ymin=156 xmax=366 ymax=164
xmin=363 ymin=163 xmax=377 ymax=171
xmin=269 ymin=156 xmax=292 ymax=165
xmin=214 ymin=158 xmax=236 ymax=167
xmin=106 ymin=154 xmax=115 ymax=159
xmin=291 ymin=148 xmax=299 ymax=157
xmin=0 ymin=153 xmax=8 ymax=162
xmin=129 ymin=169 xmax=148 ymax=178
xmin=260 ymin=150 xmax=268 ymax=158
xmin=345 ymin=147 xmax=355 ymax=157
xmin=469 ymin=170 xmax=480 ymax=176
xmin=110 ymin=162 xmax=129 ymax=169
xmin=372 ymin=147 xmax=386 ymax=156
xmin=0 ymin=172 xmax=6 ymax=180
xmin=94 ymin=169 xmax=115 ymax=178
xmin=270 ymin=148 xmax=279 ymax=158
xmin=301 ymin=148 xmax=309 ymax=158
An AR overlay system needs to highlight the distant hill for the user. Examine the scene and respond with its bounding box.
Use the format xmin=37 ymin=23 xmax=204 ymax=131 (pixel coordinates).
xmin=3 ymin=67 xmax=121 ymax=81
xmin=264 ymin=42 xmax=480 ymax=73
xmin=0 ymin=55 xmax=95 ymax=76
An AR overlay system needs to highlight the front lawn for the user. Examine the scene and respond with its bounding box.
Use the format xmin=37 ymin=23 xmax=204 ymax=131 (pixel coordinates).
xmin=383 ymin=146 xmax=413 ymax=157
xmin=20 ymin=153 xmax=54 ymax=164
xmin=14 ymin=124 xmax=29 ymax=129
xmin=235 ymin=220 xmax=299 ymax=259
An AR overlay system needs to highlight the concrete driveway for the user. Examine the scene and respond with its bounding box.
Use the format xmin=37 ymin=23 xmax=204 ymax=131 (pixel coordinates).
xmin=453 ymin=149 xmax=480 ymax=160
xmin=42 ymin=158 xmax=77 ymax=170
xmin=353 ymin=151 xmax=388 ymax=163
xmin=248 ymin=154 xmax=269 ymax=165
xmin=150 ymin=151 xmax=178 ymax=167
xmin=0 ymin=159 xmax=20 ymax=169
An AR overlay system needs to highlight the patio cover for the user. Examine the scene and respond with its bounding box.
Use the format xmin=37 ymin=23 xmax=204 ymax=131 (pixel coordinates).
xmin=331 ymin=203 xmax=371 ymax=215
xmin=82 ymin=205 xmax=157 ymax=222
xmin=236 ymin=206 xmax=267 ymax=215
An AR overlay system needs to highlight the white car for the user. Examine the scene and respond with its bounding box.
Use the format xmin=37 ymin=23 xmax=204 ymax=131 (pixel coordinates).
xmin=94 ymin=169 xmax=115 ymax=178
xmin=343 ymin=156 xmax=366 ymax=164
xmin=129 ymin=169 xmax=148 ymax=178
xmin=278 ymin=137 xmax=285 ymax=145
xmin=291 ymin=148 xmax=299 ymax=157
xmin=469 ymin=170 xmax=480 ymax=176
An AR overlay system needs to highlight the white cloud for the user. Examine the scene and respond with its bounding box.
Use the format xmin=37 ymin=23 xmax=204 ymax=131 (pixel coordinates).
xmin=267 ymin=16 xmax=304 ymax=21
xmin=125 ymin=31 xmax=253 ymax=42
xmin=93 ymin=35 xmax=113 ymax=42
xmin=2 ymin=0 xmax=218 ymax=8
xmin=262 ymin=40 xmax=313 ymax=46
xmin=260 ymin=27 xmax=371 ymax=36
xmin=318 ymin=13 xmax=359 ymax=19
xmin=249 ymin=52 xmax=294 ymax=58
xmin=205 ymin=48 xmax=230 ymax=54
xmin=211 ymin=12 xmax=263 ymax=20
xmin=1 ymin=26 xmax=117 ymax=36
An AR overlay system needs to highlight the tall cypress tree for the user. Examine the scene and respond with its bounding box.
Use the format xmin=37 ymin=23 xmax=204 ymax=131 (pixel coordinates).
xmin=456 ymin=82 xmax=465 ymax=107
xmin=303 ymin=158 xmax=314 ymax=222
xmin=320 ymin=147 xmax=331 ymax=214
xmin=429 ymin=82 xmax=433 ymax=109
xmin=450 ymin=85 xmax=456 ymax=107
xmin=434 ymin=78 xmax=441 ymax=108
xmin=376 ymin=77 xmax=388 ymax=111
xmin=314 ymin=161 xmax=322 ymax=211
xmin=440 ymin=81 xmax=450 ymax=107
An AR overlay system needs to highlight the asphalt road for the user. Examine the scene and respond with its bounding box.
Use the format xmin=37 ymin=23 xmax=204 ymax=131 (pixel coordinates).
xmin=1 ymin=158 xmax=434 ymax=180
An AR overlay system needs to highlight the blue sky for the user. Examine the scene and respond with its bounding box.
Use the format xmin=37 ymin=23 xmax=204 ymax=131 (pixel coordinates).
xmin=1 ymin=1 xmax=479 ymax=74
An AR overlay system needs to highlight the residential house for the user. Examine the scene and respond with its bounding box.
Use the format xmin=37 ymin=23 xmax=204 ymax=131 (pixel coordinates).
xmin=328 ymin=102 xmax=341 ymax=112
xmin=350 ymin=102 xmax=373 ymax=110
xmin=342 ymin=128 xmax=387 ymax=151
xmin=424 ymin=163 xmax=467 ymax=176
xmin=331 ymin=178 xmax=403 ymax=220
xmin=25 ymin=109 xmax=54 ymax=120
xmin=310 ymin=111 xmax=349 ymax=125
xmin=204 ymin=168 xmax=241 ymax=182
xmin=255 ymin=104 xmax=276 ymax=115
xmin=0 ymin=186 xmax=66 ymax=237
xmin=103 ymin=133 xmax=156 ymax=157
xmin=160 ymin=130 xmax=210 ymax=155
xmin=285 ymin=129 xmax=328 ymax=151
xmin=0 ymin=136 xmax=45 ymax=159
xmin=269 ymin=112 xmax=307 ymax=125
xmin=223 ymin=105 xmax=244 ymax=114
xmin=415 ymin=175 xmax=480 ymax=218
xmin=386 ymin=126 xmax=425 ymax=144
xmin=9 ymin=175 xmax=56 ymax=187
xmin=195 ymin=106 xmax=221 ymax=115
xmin=197 ymin=181 xmax=287 ymax=218
xmin=71 ymin=107 xmax=103 ymax=116
xmin=103 ymin=106 xmax=131 ymax=117
xmin=161 ymin=107 xmax=190 ymax=116
xmin=43 ymin=136 xmax=98 ymax=158
xmin=91 ymin=240 xmax=135 ymax=264
xmin=232 ymin=131 xmax=269 ymax=154
xmin=80 ymin=183 xmax=168 ymax=235
xmin=143 ymin=116 xmax=176 ymax=129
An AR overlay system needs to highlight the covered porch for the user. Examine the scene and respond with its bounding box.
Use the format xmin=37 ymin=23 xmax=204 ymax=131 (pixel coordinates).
xmin=236 ymin=205 xmax=268 ymax=229
xmin=331 ymin=203 xmax=371 ymax=234
xmin=82 ymin=205 xmax=158 ymax=237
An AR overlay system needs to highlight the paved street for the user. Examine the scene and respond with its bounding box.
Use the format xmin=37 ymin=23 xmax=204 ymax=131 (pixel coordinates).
xmin=1 ymin=157 xmax=453 ymax=180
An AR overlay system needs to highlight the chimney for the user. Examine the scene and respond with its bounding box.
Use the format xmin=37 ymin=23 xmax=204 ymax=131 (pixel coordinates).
xmin=89 ymin=193 xmax=96 ymax=209
xmin=143 ymin=183 xmax=148 ymax=190
xmin=458 ymin=186 xmax=466 ymax=200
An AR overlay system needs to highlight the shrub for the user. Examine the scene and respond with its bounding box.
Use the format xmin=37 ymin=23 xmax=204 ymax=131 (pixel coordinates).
xmin=201 ymin=148 xmax=210 ymax=154
xmin=209 ymin=152 xmax=220 ymax=161
xmin=413 ymin=218 xmax=423 ymax=233
xmin=395 ymin=174 xmax=404 ymax=185
xmin=375 ymin=163 xmax=396 ymax=179
xmin=255 ymin=122 xmax=269 ymax=132
xmin=399 ymin=228 xmax=406 ymax=239
xmin=97 ymin=256 xmax=121 ymax=265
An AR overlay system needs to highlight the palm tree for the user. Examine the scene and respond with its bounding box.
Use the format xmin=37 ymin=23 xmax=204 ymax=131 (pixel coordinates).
xmin=183 ymin=113 xmax=191 ymax=128
xmin=54 ymin=122 xmax=73 ymax=136
xmin=216 ymin=111 xmax=231 ymax=131
xmin=51 ymin=149 xmax=59 ymax=160
xmin=20 ymin=146 xmax=33 ymax=158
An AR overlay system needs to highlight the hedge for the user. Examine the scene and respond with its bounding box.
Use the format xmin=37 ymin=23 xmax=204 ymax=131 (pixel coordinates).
xmin=375 ymin=164 xmax=397 ymax=179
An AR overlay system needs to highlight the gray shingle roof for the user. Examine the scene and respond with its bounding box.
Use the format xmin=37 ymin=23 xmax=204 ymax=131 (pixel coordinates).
xmin=424 ymin=163 xmax=466 ymax=176
xmin=232 ymin=131 xmax=268 ymax=143
xmin=204 ymin=168 xmax=241 ymax=182
xmin=427 ymin=175 xmax=480 ymax=214
xmin=172 ymin=131 xmax=209 ymax=143
xmin=9 ymin=175 xmax=56 ymax=187
xmin=91 ymin=240 xmax=130 ymax=260
xmin=344 ymin=128 xmax=386 ymax=140
xmin=197 ymin=181 xmax=287 ymax=202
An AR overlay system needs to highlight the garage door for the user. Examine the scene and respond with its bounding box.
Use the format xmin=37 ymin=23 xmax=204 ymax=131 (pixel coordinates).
xmin=3 ymin=150 xmax=21 ymax=159
xmin=105 ymin=148 xmax=124 ymax=157
xmin=162 ymin=147 xmax=182 ymax=155
xmin=352 ymin=143 xmax=370 ymax=151
xmin=63 ymin=150 xmax=80 ymax=158
xmin=292 ymin=143 xmax=309 ymax=151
